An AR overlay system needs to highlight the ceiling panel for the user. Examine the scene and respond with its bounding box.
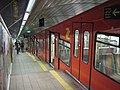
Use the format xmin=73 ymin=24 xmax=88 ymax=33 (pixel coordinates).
xmin=0 ymin=0 xmax=29 ymax=38
xmin=23 ymin=0 xmax=108 ymax=37
xmin=0 ymin=0 xmax=108 ymax=38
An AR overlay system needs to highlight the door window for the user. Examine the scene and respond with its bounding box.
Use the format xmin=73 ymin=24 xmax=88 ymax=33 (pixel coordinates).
xmin=74 ymin=30 xmax=79 ymax=57
xmin=82 ymin=31 xmax=90 ymax=64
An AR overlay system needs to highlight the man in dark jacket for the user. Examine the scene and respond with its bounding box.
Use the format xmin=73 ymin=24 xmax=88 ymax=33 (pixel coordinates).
xmin=15 ymin=40 xmax=20 ymax=54
xmin=20 ymin=40 xmax=24 ymax=52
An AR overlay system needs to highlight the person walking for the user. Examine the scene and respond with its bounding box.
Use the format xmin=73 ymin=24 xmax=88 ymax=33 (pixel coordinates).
xmin=15 ymin=40 xmax=20 ymax=54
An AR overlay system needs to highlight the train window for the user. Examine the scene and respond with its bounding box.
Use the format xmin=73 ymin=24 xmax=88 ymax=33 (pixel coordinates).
xmin=36 ymin=39 xmax=40 ymax=53
xmin=95 ymin=33 xmax=120 ymax=83
xmin=39 ymin=38 xmax=44 ymax=52
xmin=82 ymin=31 xmax=90 ymax=64
xmin=59 ymin=40 xmax=71 ymax=66
xmin=97 ymin=34 xmax=119 ymax=46
xmin=74 ymin=30 xmax=79 ymax=57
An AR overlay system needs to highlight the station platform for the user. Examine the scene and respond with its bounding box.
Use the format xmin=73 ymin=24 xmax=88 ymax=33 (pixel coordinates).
xmin=9 ymin=51 xmax=86 ymax=90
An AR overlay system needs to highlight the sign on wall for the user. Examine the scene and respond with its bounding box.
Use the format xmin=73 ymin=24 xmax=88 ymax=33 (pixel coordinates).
xmin=104 ymin=6 xmax=120 ymax=19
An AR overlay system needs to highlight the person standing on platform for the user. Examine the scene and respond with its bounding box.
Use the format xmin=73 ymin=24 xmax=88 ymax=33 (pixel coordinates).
xmin=15 ymin=40 xmax=20 ymax=54
xmin=20 ymin=40 xmax=24 ymax=52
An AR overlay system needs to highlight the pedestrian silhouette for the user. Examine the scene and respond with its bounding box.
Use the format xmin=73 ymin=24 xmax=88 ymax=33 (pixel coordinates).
xmin=15 ymin=40 xmax=20 ymax=54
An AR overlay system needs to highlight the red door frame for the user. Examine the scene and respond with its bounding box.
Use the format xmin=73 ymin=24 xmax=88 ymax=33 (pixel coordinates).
xmin=71 ymin=22 xmax=81 ymax=79
xmin=54 ymin=33 xmax=60 ymax=70
xmin=72 ymin=22 xmax=94 ymax=89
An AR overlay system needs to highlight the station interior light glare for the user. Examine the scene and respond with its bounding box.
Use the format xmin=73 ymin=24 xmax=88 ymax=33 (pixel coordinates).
xmin=23 ymin=13 xmax=29 ymax=21
xmin=26 ymin=0 xmax=36 ymax=12
xmin=17 ymin=0 xmax=36 ymax=38
xmin=21 ymin=25 xmax=24 ymax=28
xmin=26 ymin=30 xmax=31 ymax=33
xmin=22 ymin=20 xmax=26 ymax=26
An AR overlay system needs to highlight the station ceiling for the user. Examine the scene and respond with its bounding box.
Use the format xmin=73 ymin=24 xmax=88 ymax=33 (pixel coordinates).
xmin=0 ymin=0 xmax=29 ymax=38
xmin=0 ymin=0 xmax=108 ymax=38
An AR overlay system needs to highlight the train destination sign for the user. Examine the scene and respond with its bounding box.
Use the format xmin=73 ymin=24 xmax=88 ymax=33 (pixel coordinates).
xmin=104 ymin=6 xmax=120 ymax=19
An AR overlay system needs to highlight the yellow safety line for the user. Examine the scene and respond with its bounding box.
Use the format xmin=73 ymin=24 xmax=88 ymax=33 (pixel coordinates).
xmin=31 ymin=55 xmax=37 ymax=62
xmin=37 ymin=61 xmax=48 ymax=71
xmin=50 ymin=70 xmax=73 ymax=90
xmin=26 ymin=52 xmax=72 ymax=90
xmin=26 ymin=52 xmax=48 ymax=71
xmin=26 ymin=52 xmax=36 ymax=61
xmin=26 ymin=52 xmax=31 ymax=57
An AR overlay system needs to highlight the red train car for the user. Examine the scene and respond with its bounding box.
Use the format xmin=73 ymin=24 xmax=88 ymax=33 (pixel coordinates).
xmin=28 ymin=0 xmax=120 ymax=90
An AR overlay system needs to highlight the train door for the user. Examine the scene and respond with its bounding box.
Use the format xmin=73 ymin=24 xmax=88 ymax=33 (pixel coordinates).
xmin=45 ymin=31 xmax=50 ymax=62
xmin=50 ymin=33 xmax=55 ymax=67
xmin=72 ymin=22 xmax=93 ymax=89
xmin=72 ymin=23 xmax=81 ymax=79
xmin=36 ymin=36 xmax=38 ymax=56
xmin=54 ymin=33 xmax=60 ymax=70
xmin=80 ymin=22 xmax=93 ymax=89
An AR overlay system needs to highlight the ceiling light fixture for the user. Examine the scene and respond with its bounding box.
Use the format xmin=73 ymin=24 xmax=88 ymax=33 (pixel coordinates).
xmin=17 ymin=0 xmax=36 ymax=38
xmin=23 ymin=13 xmax=29 ymax=21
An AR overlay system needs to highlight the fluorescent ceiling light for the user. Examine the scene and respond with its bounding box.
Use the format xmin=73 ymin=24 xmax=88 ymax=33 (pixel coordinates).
xmin=23 ymin=13 xmax=29 ymax=20
xmin=17 ymin=0 xmax=36 ymax=38
xmin=20 ymin=28 xmax=22 ymax=31
xmin=22 ymin=20 xmax=26 ymax=26
xmin=20 ymin=26 xmax=24 ymax=29
xmin=21 ymin=25 xmax=24 ymax=28
xmin=26 ymin=0 xmax=36 ymax=12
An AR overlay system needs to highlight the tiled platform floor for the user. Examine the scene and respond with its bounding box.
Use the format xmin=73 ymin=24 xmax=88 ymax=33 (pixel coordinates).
xmin=10 ymin=51 xmax=86 ymax=90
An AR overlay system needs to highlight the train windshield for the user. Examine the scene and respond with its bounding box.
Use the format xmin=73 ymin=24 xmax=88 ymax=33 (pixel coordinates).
xmin=95 ymin=33 xmax=120 ymax=83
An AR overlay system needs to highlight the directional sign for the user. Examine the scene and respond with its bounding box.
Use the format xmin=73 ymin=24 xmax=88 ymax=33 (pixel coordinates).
xmin=104 ymin=6 xmax=120 ymax=19
xmin=39 ymin=18 xmax=44 ymax=27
